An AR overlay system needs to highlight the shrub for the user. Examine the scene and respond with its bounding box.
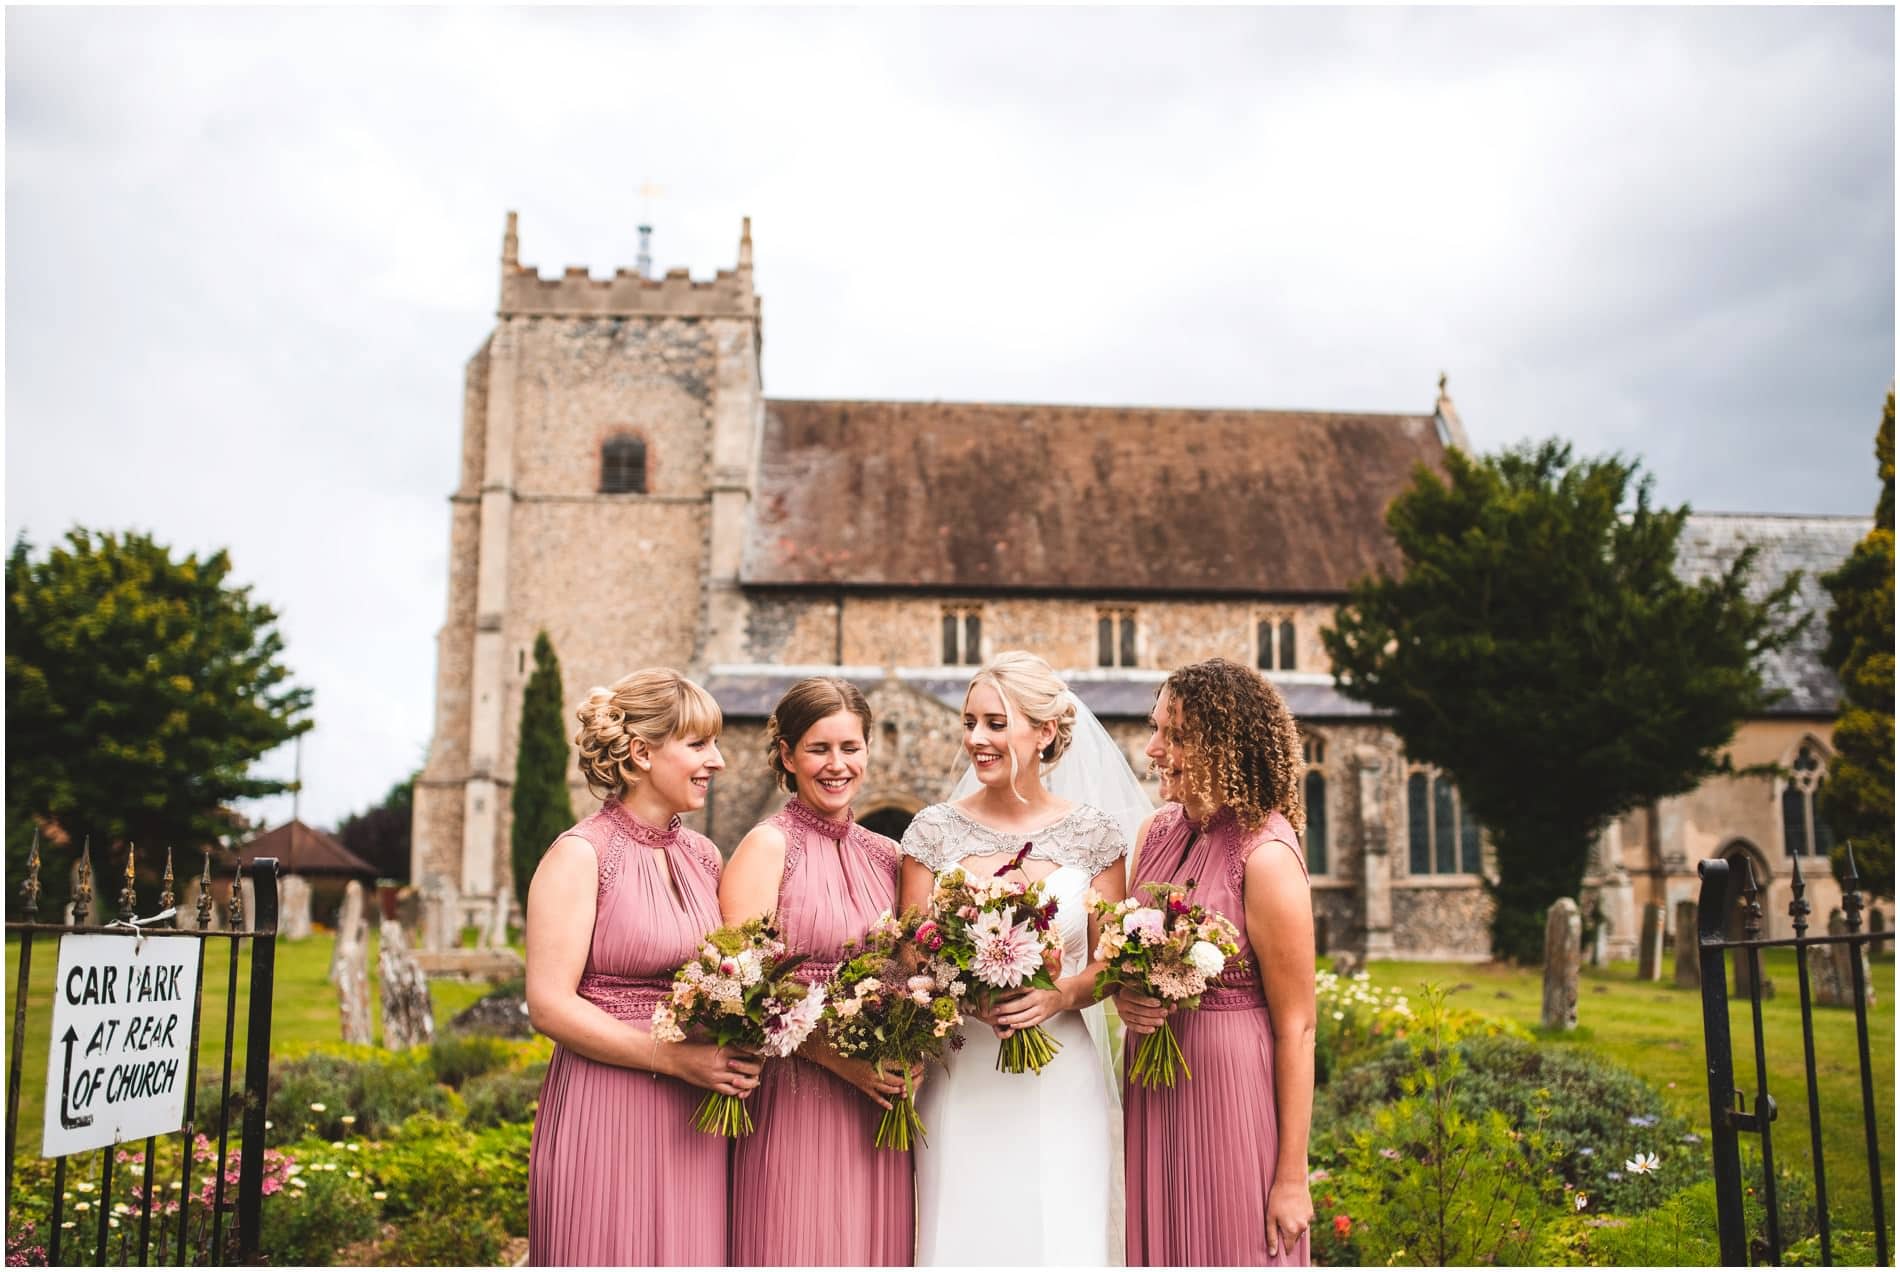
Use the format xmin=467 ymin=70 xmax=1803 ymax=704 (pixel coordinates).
xmin=1534 ymin=1158 xmax=1821 ymax=1267
xmin=1321 ymin=986 xmax=1568 ymax=1266
xmin=427 ymin=1033 xmax=512 ymax=1089
xmin=1320 ymin=1024 xmax=1697 ymax=1214
xmin=385 ymin=1209 xmax=510 ymax=1266
xmin=265 ymin=1050 xmax=459 ymax=1144
xmin=258 ymin=1152 xmax=377 ymax=1265
xmin=463 ymin=1061 xmax=548 ymax=1128
xmin=371 ymin=1120 xmax=531 ymax=1239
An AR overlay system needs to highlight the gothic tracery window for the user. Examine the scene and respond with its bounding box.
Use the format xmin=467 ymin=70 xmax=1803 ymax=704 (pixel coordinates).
xmin=1406 ymin=765 xmax=1483 ymax=875
xmin=1781 ymin=742 xmax=1835 ymax=858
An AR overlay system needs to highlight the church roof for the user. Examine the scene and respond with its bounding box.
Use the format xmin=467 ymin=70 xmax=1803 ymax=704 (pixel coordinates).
xmin=742 ymin=399 xmax=1449 ymax=595
xmin=1674 ymin=513 xmax=1873 ymax=716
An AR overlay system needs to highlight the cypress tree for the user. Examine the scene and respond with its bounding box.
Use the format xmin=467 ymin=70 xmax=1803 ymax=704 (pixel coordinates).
xmin=512 ymin=631 xmax=574 ymax=909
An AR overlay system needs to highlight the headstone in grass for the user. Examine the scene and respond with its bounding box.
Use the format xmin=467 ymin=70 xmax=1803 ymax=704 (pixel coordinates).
xmin=279 ymin=874 xmax=314 ymax=940
xmin=337 ymin=929 xmax=373 ymax=1046
xmin=420 ymin=875 xmax=458 ymax=953
xmin=1541 ymin=898 xmax=1581 ymax=1030
xmin=378 ymin=919 xmax=436 ymax=1050
xmin=1674 ymin=900 xmax=1700 ymax=988
xmin=329 ymin=879 xmax=369 ymax=984
xmin=483 ymin=888 xmax=511 ymax=949
xmin=1638 ymin=902 xmax=1665 ymax=981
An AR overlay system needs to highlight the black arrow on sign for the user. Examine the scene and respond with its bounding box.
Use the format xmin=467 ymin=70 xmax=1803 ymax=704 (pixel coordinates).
xmin=58 ymin=1026 xmax=92 ymax=1131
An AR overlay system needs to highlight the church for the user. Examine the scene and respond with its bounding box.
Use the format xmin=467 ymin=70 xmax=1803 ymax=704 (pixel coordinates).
xmin=411 ymin=215 xmax=1867 ymax=960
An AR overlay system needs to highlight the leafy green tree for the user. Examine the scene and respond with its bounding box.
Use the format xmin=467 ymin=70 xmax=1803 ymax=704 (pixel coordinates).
xmin=337 ymin=772 xmax=417 ymax=883
xmin=1322 ymin=442 xmax=1804 ymax=961
xmin=1819 ymin=390 xmax=1895 ymax=896
xmin=6 ymin=528 xmax=313 ymax=917
xmin=510 ymin=631 xmax=573 ymax=908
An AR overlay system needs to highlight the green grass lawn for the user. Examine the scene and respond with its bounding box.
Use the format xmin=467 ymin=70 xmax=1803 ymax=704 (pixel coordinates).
xmin=5 ymin=930 xmax=497 ymax=1161
xmin=1369 ymin=950 xmax=1895 ymax=1234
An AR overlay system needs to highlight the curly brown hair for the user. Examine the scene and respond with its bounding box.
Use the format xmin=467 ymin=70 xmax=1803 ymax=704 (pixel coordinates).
xmin=765 ymin=677 xmax=874 ymax=794
xmin=1160 ymin=657 xmax=1305 ymax=834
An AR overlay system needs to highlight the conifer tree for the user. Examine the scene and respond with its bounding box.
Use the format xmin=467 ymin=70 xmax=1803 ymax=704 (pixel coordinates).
xmin=1819 ymin=390 xmax=1895 ymax=895
xmin=511 ymin=631 xmax=574 ymax=909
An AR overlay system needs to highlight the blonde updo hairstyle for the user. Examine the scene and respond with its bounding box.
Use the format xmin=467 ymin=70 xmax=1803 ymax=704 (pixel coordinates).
xmin=1160 ymin=657 xmax=1306 ymax=834
xmin=964 ymin=650 xmax=1077 ymax=801
xmin=574 ymin=668 xmax=723 ymax=799
xmin=766 ymin=677 xmax=875 ymax=794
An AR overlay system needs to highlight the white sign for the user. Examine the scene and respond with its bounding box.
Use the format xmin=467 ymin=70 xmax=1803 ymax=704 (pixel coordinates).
xmin=42 ymin=933 xmax=201 ymax=1158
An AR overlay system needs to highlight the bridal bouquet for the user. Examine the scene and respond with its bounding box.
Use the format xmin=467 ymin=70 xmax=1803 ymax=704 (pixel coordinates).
xmin=650 ymin=917 xmax=826 ymax=1137
xmin=823 ymin=910 xmax=968 ymax=1150
xmin=1090 ymin=880 xmax=1242 ymax=1088
xmin=927 ymin=847 xmax=1066 ymax=1074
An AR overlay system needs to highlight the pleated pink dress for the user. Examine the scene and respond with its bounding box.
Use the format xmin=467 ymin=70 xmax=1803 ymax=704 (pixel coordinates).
xmin=730 ymin=798 xmax=914 ymax=1266
xmin=1124 ymin=803 xmax=1311 ymax=1267
xmin=528 ymin=798 xmax=728 ymax=1267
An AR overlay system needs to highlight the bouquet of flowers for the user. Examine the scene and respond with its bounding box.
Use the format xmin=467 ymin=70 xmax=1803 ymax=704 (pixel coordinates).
xmin=649 ymin=917 xmax=827 ymax=1137
xmin=1090 ymin=879 xmax=1242 ymax=1088
xmin=926 ymin=846 xmax=1067 ymax=1074
xmin=823 ymin=910 xmax=968 ymax=1150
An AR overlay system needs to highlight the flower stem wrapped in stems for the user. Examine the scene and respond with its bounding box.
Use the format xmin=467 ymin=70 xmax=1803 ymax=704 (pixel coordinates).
xmin=875 ymin=1069 xmax=929 ymax=1150
xmin=693 ymin=1090 xmax=756 ymax=1137
xmin=995 ymin=1020 xmax=1063 ymax=1075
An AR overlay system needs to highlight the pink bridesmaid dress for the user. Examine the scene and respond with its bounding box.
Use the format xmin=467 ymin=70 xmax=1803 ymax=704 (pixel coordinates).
xmin=1124 ymin=803 xmax=1312 ymax=1267
xmin=528 ymin=799 xmax=730 ymax=1266
xmin=730 ymin=798 xmax=914 ymax=1266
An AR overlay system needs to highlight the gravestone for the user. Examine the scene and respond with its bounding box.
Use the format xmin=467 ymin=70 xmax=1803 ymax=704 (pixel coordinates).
xmin=335 ymin=893 xmax=373 ymax=1047
xmin=1637 ymin=903 xmax=1665 ymax=981
xmin=1673 ymin=900 xmax=1700 ymax=989
xmin=484 ymin=889 xmax=511 ymax=949
xmin=278 ymin=875 xmax=314 ymax=941
xmin=420 ymin=876 xmax=458 ymax=953
xmin=238 ymin=877 xmax=258 ymax=933
xmin=378 ymin=919 xmax=436 ymax=1050
xmin=1811 ymin=909 xmax=1851 ymax=1006
xmin=1541 ymin=898 xmax=1581 ymax=1031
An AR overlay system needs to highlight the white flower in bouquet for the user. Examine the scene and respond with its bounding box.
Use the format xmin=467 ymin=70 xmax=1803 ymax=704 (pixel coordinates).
xmin=1187 ymin=940 xmax=1227 ymax=978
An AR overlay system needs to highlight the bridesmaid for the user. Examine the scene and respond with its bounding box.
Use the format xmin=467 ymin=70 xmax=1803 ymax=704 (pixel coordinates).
xmin=525 ymin=668 xmax=762 ymax=1266
xmin=1118 ymin=657 xmax=1318 ymax=1266
xmin=721 ymin=676 xmax=916 ymax=1266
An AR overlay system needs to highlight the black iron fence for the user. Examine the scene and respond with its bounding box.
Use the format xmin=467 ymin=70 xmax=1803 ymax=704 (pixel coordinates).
xmin=6 ymin=840 xmax=279 ymax=1266
xmin=1696 ymin=846 xmax=1890 ymax=1267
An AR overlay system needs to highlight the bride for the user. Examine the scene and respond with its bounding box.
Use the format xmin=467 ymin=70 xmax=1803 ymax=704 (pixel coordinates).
xmin=898 ymin=651 xmax=1153 ymax=1266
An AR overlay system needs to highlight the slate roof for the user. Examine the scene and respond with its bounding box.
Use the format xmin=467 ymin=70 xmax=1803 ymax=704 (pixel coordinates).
xmin=1674 ymin=513 xmax=1873 ymax=716
xmin=742 ymin=399 xmax=1447 ymax=595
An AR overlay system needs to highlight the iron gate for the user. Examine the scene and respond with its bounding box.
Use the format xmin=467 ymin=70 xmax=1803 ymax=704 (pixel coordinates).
xmin=6 ymin=841 xmax=279 ymax=1266
xmin=1696 ymin=847 xmax=1890 ymax=1266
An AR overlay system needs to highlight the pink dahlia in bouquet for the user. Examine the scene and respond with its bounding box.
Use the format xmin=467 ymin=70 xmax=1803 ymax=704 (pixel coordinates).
xmin=927 ymin=846 xmax=1066 ymax=1074
xmin=1090 ymin=879 xmax=1242 ymax=1088
xmin=823 ymin=910 xmax=968 ymax=1150
xmin=649 ymin=916 xmax=826 ymax=1136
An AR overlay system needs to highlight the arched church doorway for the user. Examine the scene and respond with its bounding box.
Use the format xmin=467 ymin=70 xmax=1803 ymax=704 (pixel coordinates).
xmin=860 ymin=804 xmax=917 ymax=843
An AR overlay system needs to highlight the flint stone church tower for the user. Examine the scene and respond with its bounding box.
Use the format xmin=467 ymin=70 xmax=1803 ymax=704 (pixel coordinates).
xmin=414 ymin=215 xmax=1866 ymax=959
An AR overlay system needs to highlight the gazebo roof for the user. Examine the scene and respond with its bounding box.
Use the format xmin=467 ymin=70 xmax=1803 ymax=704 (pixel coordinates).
xmin=231 ymin=819 xmax=376 ymax=877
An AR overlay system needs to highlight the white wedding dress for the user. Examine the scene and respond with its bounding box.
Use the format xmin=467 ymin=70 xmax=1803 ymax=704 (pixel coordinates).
xmin=900 ymin=801 xmax=1129 ymax=1267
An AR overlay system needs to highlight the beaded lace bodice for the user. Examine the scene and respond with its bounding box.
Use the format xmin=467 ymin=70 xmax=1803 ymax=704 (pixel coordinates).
xmin=899 ymin=801 xmax=1127 ymax=878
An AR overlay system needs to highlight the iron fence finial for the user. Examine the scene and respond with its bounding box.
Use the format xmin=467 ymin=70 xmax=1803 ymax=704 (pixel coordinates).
xmin=1738 ymin=854 xmax=1764 ymax=941
xmin=196 ymin=848 xmax=214 ymax=930
xmin=72 ymin=837 xmax=93 ymax=925
xmin=1788 ymin=849 xmax=1810 ymax=937
xmin=228 ymin=875 xmax=244 ymax=930
xmin=118 ymin=843 xmax=139 ymax=921
xmin=22 ymin=827 xmax=42 ymax=921
xmin=161 ymin=847 xmax=176 ymax=924
xmin=1841 ymin=842 xmax=1864 ymax=934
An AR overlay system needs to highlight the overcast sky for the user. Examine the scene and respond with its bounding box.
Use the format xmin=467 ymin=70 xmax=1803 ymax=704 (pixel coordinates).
xmin=6 ymin=6 xmax=1893 ymax=832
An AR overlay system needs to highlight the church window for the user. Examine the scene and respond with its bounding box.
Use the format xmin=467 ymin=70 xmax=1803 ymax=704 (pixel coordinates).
xmin=599 ymin=434 xmax=647 ymax=494
xmin=1406 ymin=765 xmax=1483 ymax=875
xmin=1781 ymin=742 xmax=1834 ymax=858
xmin=1257 ymin=615 xmax=1298 ymax=671
xmin=1302 ymin=736 xmax=1326 ymax=766
xmin=942 ymin=607 xmax=982 ymax=666
xmin=1304 ymin=772 xmax=1328 ymax=874
xmin=1097 ymin=609 xmax=1137 ymax=667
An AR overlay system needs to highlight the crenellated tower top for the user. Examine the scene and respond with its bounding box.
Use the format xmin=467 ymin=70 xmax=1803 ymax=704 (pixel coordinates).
xmin=495 ymin=211 xmax=759 ymax=320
